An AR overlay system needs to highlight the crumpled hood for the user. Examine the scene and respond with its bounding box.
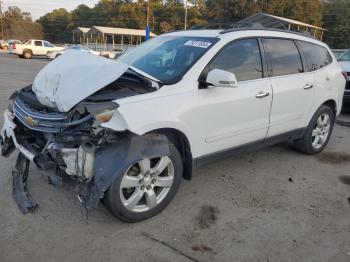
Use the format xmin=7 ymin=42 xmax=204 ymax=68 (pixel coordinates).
xmin=32 ymin=50 xmax=129 ymax=112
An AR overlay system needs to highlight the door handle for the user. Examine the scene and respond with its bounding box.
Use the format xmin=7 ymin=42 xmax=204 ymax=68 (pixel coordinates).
xmin=304 ymin=84 xmax=314 ymax=90
xmin=256 ymin=91 xmax=270 ymax=99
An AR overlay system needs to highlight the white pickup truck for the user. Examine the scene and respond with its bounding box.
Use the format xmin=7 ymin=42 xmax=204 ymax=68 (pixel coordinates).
xmin=15 ymin=40 xmax=64 ymax=59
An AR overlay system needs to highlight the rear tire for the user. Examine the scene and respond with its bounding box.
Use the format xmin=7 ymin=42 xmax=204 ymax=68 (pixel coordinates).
xmin=23 ymin=51 xmax=32 ymax=59
xmin=294 ymin=105 xmax=335 ymax=154
xmin=103 ymin=144 xmax=183 ymax=222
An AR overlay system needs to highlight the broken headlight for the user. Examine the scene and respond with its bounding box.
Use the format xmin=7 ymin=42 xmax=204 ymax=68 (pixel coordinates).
xmin=94 ymin=108 xmax=118 ymax=123
xmin=74 ymin=101 xmax=119 ymax=125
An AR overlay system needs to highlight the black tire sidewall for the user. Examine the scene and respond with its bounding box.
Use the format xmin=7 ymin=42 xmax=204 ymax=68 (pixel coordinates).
xmin=302 ymin=105 xmax=335 ymax=154
xmin=104 ymin=144 xmax=183 ymax=223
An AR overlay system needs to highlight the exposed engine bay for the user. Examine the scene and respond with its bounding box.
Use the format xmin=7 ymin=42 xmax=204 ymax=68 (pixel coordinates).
xmin=0 ymin=67 xmax=170 ymax=214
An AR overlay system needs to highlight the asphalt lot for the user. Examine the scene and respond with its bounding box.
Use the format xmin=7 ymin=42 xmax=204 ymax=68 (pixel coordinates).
xmin=0 ymin=52 xmax=350 ymax=262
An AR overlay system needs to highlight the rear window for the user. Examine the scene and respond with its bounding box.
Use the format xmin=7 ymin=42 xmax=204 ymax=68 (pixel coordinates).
xmin=264 ymin=38 xmax=303 ymax=77
xmin=34 ymin=41 xmax=42 ymax=46
xmin=298 ymin=41 xmax=333 ymax=71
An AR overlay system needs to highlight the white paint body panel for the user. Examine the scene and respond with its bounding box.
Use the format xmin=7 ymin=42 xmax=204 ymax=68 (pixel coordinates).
xmin=267 ymin=72 xmax=314 ymax=136
xmin=31 ymin=29 xmax=345 ymax=159
xmin=106 ymin=30 xmax=344 ymax=158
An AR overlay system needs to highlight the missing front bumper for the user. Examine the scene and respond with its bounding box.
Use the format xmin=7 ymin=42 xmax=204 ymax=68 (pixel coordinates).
xmin=12 ymin=153 xmax=38 ymax=214
xmin=1 ymin=108 xmax=171 ymax=216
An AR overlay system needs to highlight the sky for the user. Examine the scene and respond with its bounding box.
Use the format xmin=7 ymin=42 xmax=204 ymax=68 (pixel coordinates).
xmin=3 ymin=0 xmax=100 ymax=20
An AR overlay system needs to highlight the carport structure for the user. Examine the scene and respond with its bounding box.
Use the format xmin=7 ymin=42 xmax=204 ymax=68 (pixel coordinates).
xmin=241 ymin=13 xmax=326 ymax=40
xmin=86 ymin=26 xmax=157 ymax=50
xmin=72 ymin=27 xmax=90 ymax=44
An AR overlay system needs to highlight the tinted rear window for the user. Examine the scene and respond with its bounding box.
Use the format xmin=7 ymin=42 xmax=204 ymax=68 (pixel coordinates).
xmin=298 ymin=41 xmax=333 ymax=71
xmin=264 ymin=38 xmax=303 ymax=77
xmin=34 ymin=41 xmax=42 ymax=46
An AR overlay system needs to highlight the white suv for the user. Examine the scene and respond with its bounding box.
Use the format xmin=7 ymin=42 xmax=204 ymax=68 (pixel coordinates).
xmin=0 ymin=28 xmax=345 ymax=222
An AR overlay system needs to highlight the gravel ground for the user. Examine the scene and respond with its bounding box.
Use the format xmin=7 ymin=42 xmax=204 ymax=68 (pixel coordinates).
xmin=0 ymin=53 xmax=350 ymax=262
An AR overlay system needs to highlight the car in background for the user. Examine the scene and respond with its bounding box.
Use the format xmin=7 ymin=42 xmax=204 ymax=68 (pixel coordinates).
xmin=338 ymin=49 xmax=350 ymax=105
xmin=100 ymin=49 xmax=125 ymax=59
xmin=15 ymin=40 xmax=64 ymax=59
xmin=7 ymin=40 xmax=22 ymax=54
xmin=47 ymin=44 xmax=100 ymax=59
xmin=0 ymin=40 xmax=8 ymax=50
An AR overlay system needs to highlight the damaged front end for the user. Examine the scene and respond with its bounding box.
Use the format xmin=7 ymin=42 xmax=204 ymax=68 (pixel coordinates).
xmin=0 ymin=69 xmax=168 ymax=215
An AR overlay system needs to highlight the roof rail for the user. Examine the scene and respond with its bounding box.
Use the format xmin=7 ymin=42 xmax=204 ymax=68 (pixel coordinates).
xmin=190 ymin=22 xmax=264 ymax=30
xmin=219 ymin=27 xmax=318 ymax=40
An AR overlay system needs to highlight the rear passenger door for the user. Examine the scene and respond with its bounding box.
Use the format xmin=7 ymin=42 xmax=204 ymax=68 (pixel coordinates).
xmin=263 ymin=38 xmax=314 ymax=137
xmin=297 ymin=41 xmax=335 ymax=105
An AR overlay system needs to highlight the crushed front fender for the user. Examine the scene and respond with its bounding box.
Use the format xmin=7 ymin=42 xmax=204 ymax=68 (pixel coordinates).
xmin=80 ymin=133 xmax=171 ymax=209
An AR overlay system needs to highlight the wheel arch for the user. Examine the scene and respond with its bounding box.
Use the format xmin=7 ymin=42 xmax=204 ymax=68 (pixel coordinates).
xmin=23 ymin=48 xmax=33 ymax=54
xmin=322 ymin=99 xmax=337 ymax=116
xmin=149 ymin=128 xmax=194 ymax=180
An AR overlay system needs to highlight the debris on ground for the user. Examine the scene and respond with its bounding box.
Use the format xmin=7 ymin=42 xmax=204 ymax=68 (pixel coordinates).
xmin=191 ymin=244 xmax=215 ymax=254
xmin=141 ymin=232 xmax=200 ymax=262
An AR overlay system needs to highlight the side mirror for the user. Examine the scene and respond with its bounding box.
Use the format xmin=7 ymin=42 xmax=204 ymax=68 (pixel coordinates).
xmin=205 ymin=69 xmax=238 ymax=88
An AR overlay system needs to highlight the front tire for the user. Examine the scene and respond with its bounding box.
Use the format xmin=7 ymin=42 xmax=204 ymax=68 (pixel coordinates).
xmin=103 ymin=144 xmax=183 ymax=222
xmin=294 ymin=105 xmax=335 ymax=154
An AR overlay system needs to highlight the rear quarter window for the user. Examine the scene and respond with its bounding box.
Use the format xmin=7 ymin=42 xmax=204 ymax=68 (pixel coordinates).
xmin=297 ymin=41 xmax=333 ymax=71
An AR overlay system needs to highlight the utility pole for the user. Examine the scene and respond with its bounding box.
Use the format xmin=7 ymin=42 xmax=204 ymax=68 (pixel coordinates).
xmin=0 ymin=0 xmax=4 ymax=41
xmin=184 ymin=0 xmax=188 ymax=30
xmin=145 ymin=0 xmax=151 ymax=40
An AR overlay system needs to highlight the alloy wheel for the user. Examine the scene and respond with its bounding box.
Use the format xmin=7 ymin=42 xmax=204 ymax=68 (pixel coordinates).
xmin=120 ymin=156 xmax=174 ymax=213
xmin=311 ymin=113 xmax=331 ymax=149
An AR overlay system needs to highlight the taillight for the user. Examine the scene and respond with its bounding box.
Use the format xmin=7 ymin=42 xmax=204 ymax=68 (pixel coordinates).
xmin=13 ymin=43 xmax=16 ymax=49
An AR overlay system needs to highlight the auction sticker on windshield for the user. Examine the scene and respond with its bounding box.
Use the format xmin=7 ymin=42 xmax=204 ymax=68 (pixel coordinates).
xmin=184 ymin=40 xmax=212 ymax=49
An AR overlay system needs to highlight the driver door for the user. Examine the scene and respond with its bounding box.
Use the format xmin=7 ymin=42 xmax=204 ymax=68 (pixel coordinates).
xmin=194 ymin=38 xmax=273 ymax=156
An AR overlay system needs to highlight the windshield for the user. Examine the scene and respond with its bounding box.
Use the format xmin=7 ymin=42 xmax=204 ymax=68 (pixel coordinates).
xmin=118 ymin=36 xmax=219 ymax=84
xmin=338 ymin=50 xmax=350 ymax=61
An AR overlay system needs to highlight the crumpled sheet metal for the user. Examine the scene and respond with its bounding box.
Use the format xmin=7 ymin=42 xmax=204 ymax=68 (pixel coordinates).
xmin=82 ymin=133 xmax=170 ymax=209
xmin=12 ymin=153 xmax=38 ymax=214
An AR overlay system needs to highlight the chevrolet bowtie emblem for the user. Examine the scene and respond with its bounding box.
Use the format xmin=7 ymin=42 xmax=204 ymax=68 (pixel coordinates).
xmin=25 ymin=117 xmax=39 ymax=127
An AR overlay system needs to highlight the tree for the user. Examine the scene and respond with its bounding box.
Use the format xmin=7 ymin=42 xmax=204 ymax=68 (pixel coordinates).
xmin=206 ymin=0 xmax=260 ymax=23
xmin=259 ymin=0 xmax=324 ymax=26
xmin=2 ymin=6 xmax=43 ymax=40
xmin=37 ymin=8 xmax=70 ymax=43
xmin=323 ymin=0 xmax=350 ymax=49
xmin=34 ymin=0 xmax=332 ymax=44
